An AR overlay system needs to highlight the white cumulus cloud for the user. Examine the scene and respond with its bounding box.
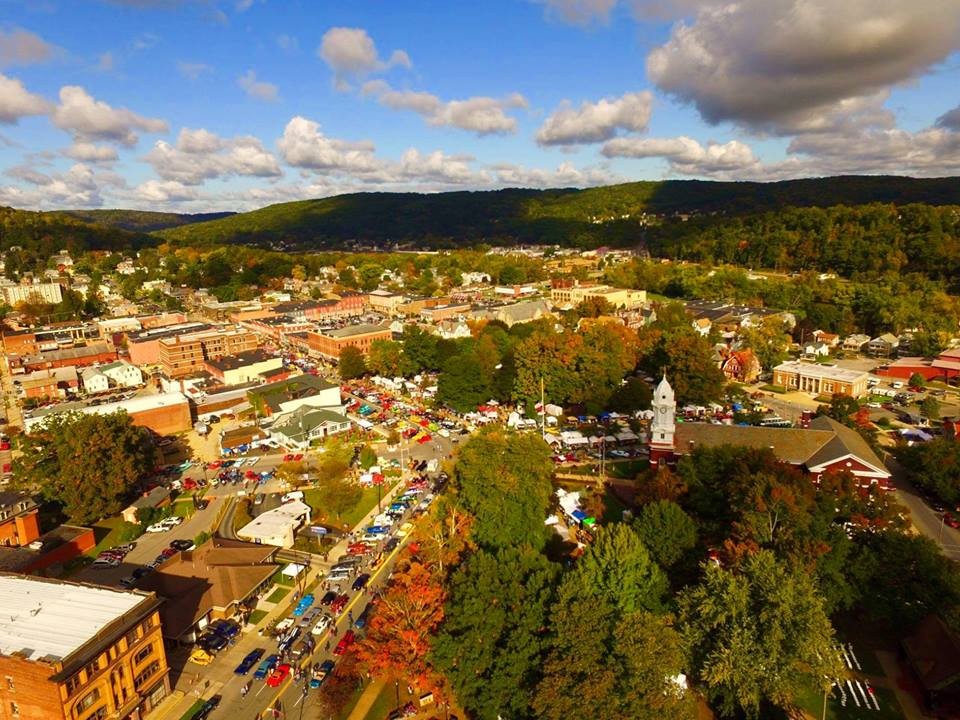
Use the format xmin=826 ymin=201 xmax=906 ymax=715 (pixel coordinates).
xmin=145 ymin=127 xmax=281 ymax=184
xmin=537 ymin=91 xmax=652 ymax=145
xmin=602 ymin=135 xmax=758 ymax=176
xmin=51 ymin=85 xmax=167 ymax=146
xmin=63 ymin=141 xmax=119 ymax=162
xmin=0 ymin=72 xmax=51 ymax=124
xmin=318 ymin=27 xmax=411 ymax=89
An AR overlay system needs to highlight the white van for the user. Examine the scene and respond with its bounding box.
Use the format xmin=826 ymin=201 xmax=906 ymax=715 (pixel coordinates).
xmin=891 ymin=381 xmax=904 ymax=389
xmin=281 ymin=491 xmax=305 ymax=503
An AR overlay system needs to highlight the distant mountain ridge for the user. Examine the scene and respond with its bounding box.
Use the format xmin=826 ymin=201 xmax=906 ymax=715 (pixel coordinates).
xmin=152 ymin=175 xmax=960 ymax=249
xmin=60 ymin=209 xmax=236 ymax=233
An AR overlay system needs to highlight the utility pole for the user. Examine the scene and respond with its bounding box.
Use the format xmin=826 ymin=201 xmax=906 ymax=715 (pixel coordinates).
xmin=540 ymin=375 xmax=546 ymax=443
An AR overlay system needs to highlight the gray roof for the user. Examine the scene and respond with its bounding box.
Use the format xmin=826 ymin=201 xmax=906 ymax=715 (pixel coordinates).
xmin=271 ymin=406 xmax=350 ymax=442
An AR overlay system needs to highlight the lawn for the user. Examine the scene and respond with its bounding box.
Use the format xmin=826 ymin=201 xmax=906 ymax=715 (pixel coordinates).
xmin=179 ymin=700 xmax=204 ymax=720
xmin=795 ymin=683 xmax=904 ymax=720
xmin=247 ymin=609 xmax=268 ymax=626
xmin=607 ymin=459 xmax=648 ymax=479
xmin=266 ymin=587 xmax=289 ymax=604
xmin=87 ymin=517 xmax=142 ymax=557
xmin=304 ymin=481 xmax=396 ymax=532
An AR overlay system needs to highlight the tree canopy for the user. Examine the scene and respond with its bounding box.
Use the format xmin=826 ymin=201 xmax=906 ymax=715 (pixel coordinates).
xmin=14 ymin=411 xmax=158 ymax=524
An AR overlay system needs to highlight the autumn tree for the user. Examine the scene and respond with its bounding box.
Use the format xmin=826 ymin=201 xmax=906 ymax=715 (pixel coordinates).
xmin=433 ymin=546 xmax=559 ymax=719
xmin=355 ymin=558 xmax=446 ymax=692
xmin=607 ymin=376 xmax=653 ymax=413
xmin=338 ymin=346 xmax=367 ymax=380
xmin=639 ymin=328 xmax=725 ymax=404
xmin=14 ymin=411 xmax=158 ymax=524
xmin=367 ymin=339 xmax=409 ymax=377
xmin=453 ymin=428 xmax=554 ymax=550
xmin=678 ymin=550 xmax=842 ymax=718
xmin=315 ymin=474 xmax=362 ymax=523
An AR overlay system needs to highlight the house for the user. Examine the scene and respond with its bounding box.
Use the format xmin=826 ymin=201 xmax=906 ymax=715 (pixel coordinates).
xmin=81 ymin=367 xmax=110 ymax=394
xmin=435 ymin=319 xmax=472 ymax=340
xmin=801 ymin=341 xmax=831 ymax=358
xmin=136 ymin=538 xmax=277 ymax=642
xmin=268 ymin=405 xmax=352 ymax=450
xmin=692 ymin=318 xmax=712 ymax=336
xmin=100 ymin=360 xmax=144 ymax=388
xmin=121 ymin=486 xmax=171 ymax=524
xmin=0 ymin=576 xmax=169 ymax=720
xmin=648 ymin=376 xmax=890 ymax=487
xmin=236 ymin=501 xmax=312 ymax=548
xmin=460 ymin=271 xmax=491 ymax=285
xmin=812 ymin=330 xmax=840 ymax=347
xmin=843 ymin=333 xmax=871 ymax=352
xmin=247 ymin=375 xmax=343 ymax=417
xmin=478 ymin=299 xmax=554 ymax=328
xmin=868 ymin=333 xmax=900 ymax=357
xmin=717 ymin=347 xmax=761 ymax=383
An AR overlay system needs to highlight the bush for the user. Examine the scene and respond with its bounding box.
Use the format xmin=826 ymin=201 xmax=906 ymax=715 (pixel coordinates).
xmin=194 ymin=530 xmax=211 ymax=547
xmin=115 ymin=522 xmax=143 ymax=543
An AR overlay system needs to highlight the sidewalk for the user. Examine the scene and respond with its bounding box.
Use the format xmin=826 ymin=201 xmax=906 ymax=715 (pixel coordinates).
xmin=346 ymin=677 xmax=388 ymax=720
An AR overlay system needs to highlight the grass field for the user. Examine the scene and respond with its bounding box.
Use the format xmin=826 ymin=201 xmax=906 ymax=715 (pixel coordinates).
xmin=266 ymin=587 xmax=289 ymax=604
xmin=179 ymin=700 xmax=204 ymax=720
xmin=304 ymin=481 xmax=396 ymax=532
xmin=248 ymin=609 xmax=268 ymax=626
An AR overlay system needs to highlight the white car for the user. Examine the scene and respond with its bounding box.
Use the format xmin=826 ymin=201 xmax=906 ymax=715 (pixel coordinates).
xmin=311 ymin=615 xmax=332 ymax=635
xmin=145 ymin=522 xmax=168 ymax=533
xmin=162 ymin=516 xmax=183 ymax=528
xmin=246 ymin=456 xmax=260 ymax=467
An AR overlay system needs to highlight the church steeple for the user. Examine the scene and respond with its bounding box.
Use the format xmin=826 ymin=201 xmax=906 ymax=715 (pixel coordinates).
xmin=649 ymin=374 xmax=676 ymax=465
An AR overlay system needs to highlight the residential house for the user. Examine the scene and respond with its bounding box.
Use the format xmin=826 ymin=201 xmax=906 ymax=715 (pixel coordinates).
xmin=81 ymin=367 xmax=110 ymax=394
xmin=267 ymin=405 xmax=352 ymax=449
xmin=843 ymin=334 xmax=871 ymax=352
xmin=121 ymin=486 xmax=171 ymax=524
xmin=717 ymin=347 xmax=761 ymax=383
xmin=812 ymin=330 xmax=840 ymax=347
xmin=100 ymin=360 xmax=144 ymax=388
xmin=801 ymin=341 xmax=832 ymax=358
xmin=868 ymin=333 xmax=900 ymax=357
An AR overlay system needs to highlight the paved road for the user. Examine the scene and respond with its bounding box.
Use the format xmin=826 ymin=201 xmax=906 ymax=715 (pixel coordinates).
xmin=885 ymin=457 xmax=960 ymax=560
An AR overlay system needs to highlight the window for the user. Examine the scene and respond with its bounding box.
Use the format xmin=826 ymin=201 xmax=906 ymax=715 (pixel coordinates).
xmin=84 ymin=658 xmax=101 ymax=682
xmin=9 ymin=702 xmax=18 ymax=717
xmin=134 ymin=644 xmax=153 ymax=665
xmin=77 ymin=689 xmax=100 ymax=713
xmin=134 ymin=660 xmax=161 ymax=688
xmin=125 ymin=628 xmax=140 ymax=649
xmin=64 ymin=674 xmax=81 ymax=696
xmin=4 ymin=677 xmax=12 ymax=691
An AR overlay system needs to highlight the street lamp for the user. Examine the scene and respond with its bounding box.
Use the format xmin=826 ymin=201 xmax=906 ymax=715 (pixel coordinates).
xmin=394 ymin=679 xmax=400 ymax=710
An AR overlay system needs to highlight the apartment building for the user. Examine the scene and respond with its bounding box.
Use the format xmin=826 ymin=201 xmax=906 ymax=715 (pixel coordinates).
xmin=549 ymin=281 xmax=647 ymax=310
xmin=0 ymin=575 xmax=169 ymax=720
xmin=158 ymin=328 xmax=259 ymax=378
xmin=0 ymin=283 xmax=63 ymax=307
xmin=304 ymin=323 xmax=392 ymax=360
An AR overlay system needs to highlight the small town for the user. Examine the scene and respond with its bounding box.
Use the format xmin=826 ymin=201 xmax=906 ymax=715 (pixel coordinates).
xmin=1 ymin=2 xmax=960 ymax=720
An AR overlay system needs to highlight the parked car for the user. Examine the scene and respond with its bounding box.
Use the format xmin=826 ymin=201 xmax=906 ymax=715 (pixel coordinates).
xmin=310 ymin=659 xmax=335 ymax=689
xmin=170 ymin=539 xmax=195 ymax=552
xmin=145 ymin=522 xmax=169 ymax=533
xmin=267 ymin=663 xmax=292 ymax=687
xmin=352 ymin=574 xmax=371 ymax=591
xmin=320 ymin=590 xmax=338 ymax=606
xmin=254 ymin=654 xmax=279 ymax=680
xmin=330 ymin=594 xmax=350 ymax=615
xmin=311 ymin=614 xmax=332 ymax=635
xmin=209 ymin=619 xmax=240 ymax=640
xmin=234 ymin=648 xmax=265 ymax=675
xmin=333 ymin=630 xmax=356 ymax=655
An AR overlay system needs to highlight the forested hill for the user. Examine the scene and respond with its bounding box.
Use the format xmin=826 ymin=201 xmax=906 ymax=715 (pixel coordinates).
xmin=153 ymin=175 xmax=960 ymax=249
xmin=0 ymin=206 xmax=155 ymax=256
xmin=60 ymin=209 xmax=235 ymax=233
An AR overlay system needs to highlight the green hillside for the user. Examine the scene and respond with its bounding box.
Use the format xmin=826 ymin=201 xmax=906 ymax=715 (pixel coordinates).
xmin=60 ymin=209 xmax=235 ymax=233
xmin=0 ymin=206 xmax=154 ymax=255
xmin=154 ymin=175 xmax=960 ymax=249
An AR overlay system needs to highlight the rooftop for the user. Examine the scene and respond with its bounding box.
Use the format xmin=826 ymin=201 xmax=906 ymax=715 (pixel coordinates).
xmin=237 ymin=501 xmax=311 ymax=542
xmin=773 ymin=361 xmax=868 ymax=382
xmin=323 ymin=322 xmax=390 ymax=339
xmin=0 ymin=575 xmax=151 ymax=662
xmin=206 ymin=349 xmax=277 ymax=372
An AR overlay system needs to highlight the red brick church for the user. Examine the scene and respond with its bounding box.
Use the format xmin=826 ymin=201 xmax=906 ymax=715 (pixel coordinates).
xmin=648 ymin=376 xmax=891 ymax=488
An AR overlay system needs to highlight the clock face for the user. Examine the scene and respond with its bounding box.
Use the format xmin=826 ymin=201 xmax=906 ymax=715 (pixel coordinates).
xmin=659 ymin=406 xmax=668 ymax=415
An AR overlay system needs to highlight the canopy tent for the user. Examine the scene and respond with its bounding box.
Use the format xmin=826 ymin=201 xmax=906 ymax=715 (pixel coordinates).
xmin=281 ymin=562 xmax=306 ymax=578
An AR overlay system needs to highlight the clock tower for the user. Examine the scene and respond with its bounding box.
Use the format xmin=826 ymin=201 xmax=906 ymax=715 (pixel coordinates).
xmin=649 ymin=374 xmax=676 ymax=467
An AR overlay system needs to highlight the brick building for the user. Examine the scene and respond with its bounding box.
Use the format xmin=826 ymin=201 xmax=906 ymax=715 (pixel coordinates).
xmin=0 ymin=492 xmax=40 ymax=548
xmin=24 ymin=392 xmax=192 ymax=436
xmin=772 ymin=361 xmax=870 ymax=398
xmin=158 ymin=328 xmax=259 ymax=378
xmin=0 ymin=575 xmax=169 ymax=720
xmin=304 ymin=323 xmax=392 ymax=360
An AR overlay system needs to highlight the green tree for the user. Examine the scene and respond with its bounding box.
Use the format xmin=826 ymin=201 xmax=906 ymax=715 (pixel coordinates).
xmin=920 ymin=395 xmax=940 ymax=420
xmin=898 ymin=438 xmax=960 ymax=503
xmin=678 ymin=550 xmax=842 ymax=718
xmin=454 ymin=429 xmax=554 ymax=550
xmin=433 ymin=546 xmax=559 ymax=720
xmin=367 ymin=339 xmax=409 ymax=377
xmin=640 ymin=330 xmax=726 ymax=404
xmin=437 ymin=354 xmax=490 ymax=413
xmin=315 ymin=474 xmax=363 ymax=522
xmin=607 ymin=376 xmax=653 ymax=413
xmin=633 ymin=500 xmax=697 ymax=568
xmin=338 ymin=345 xmax=367 ymax=380
xmin=13 ymin=411 xmax=158 ymax=524
xmin=401 ymin=324 xmax=440 ymax=373
xmin=359 ymin=445 xmax=378 ymax=470
xmin=569 ymin=523 xmax=669 ymax=613
xmin=908 ymin=372 xmax=927 ymax=388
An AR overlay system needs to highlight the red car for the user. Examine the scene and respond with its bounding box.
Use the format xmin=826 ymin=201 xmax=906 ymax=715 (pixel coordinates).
xmin=347 ymin=543 xmax=371 ymax=555
xmin=267 ymin=663 xmax=291 ymax=687
xmin=206 ymin=460 xmax=222 ymax=470
xmin=944 ymin=512 xmax=960 ymax=529
xmin=283 ymin=454 xmax=294 ymax=462
xmin=293 ymin=453 xmax=303 ymax=461
xmin=333 ymin=630 xmax=356 ymax=655
xmin=330 ymin=594 xmax=350 ymax=615
xmin=245 ymin=470 xmax=258 ymax=479
xmin=182 ymin=478 xmax=198 ymax=490
xmin=417 ymin=434 xmax=432 ymax=444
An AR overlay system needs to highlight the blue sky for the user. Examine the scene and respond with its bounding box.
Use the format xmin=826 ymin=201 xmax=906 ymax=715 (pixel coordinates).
xmin=0 ymin=0 xmax=958 ymax=211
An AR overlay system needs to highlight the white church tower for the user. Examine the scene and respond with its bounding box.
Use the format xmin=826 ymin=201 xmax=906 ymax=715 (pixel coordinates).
xmin=649 ymin=374 xmax=676 ymax=466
